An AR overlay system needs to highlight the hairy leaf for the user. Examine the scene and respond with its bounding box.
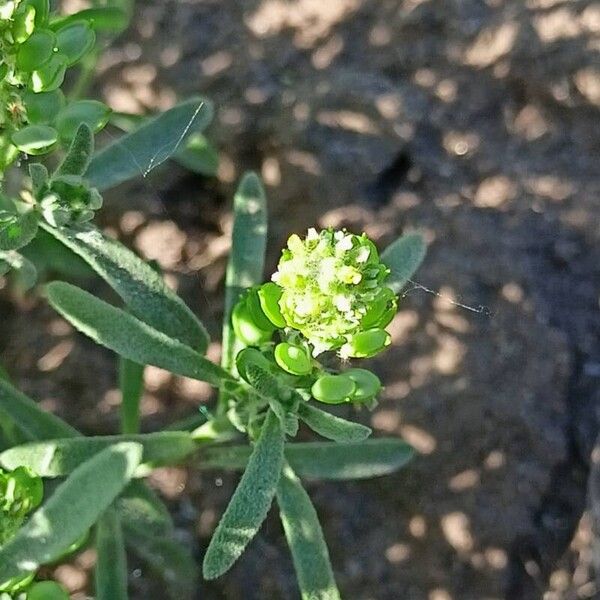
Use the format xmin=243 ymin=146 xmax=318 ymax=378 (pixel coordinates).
xmin=277 ymin=464 xmax=340 ymax=600
xmin=55 ymin=123 xmax=94 ymax=177
xmin=0 ymin=210 xmax=39 ymax=251
xmin=95 ymin=508 xmax=128 ymax=600
xmin=45 ymin=281 xmax=229 ymax=387
xmin=203 ymin=410 xmax=284 ymax=579
xmin=42 ymin=223 xmax=209 ymax=352
xmin=0 ymin=378 xmax=78 ymax=441
xmin=199 ymin=438 xmax=414 ymax=480
xmin=221 ymin=172 xmax=267 ymax=372
xmin=87 ymin=97 xmax=213 ymax=190
xmin=117 ymin=480 xmax=174 ymax=537
xmin=0 ymin=431 xmax=196 ymax=477
xmin=381 ymin=232 xmax=427 ymax=293
xmin=298 ymin=403 xmax=371 ymax=443
xmin=0 ymin=442 xmax=142 ymax=581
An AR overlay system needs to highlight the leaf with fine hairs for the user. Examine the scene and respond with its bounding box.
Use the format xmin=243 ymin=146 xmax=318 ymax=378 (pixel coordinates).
xmin=0 ymin=442 xmax=142 ymax=582
xmin=199 ymin=438 xmax=414 ymax=480
xmin=202 ymin=410 xmax=284 ymax=579
xmin=381 ymin=232 xmax=427 ymax=293
xmin=45 ymin=281 xmax=230 ymax=387
xmin=95 ymin=507 xmax=128 ymax=600
xmin=277 ymin=464 xmax=341 ymax=600
xmin=298 ymin=403 xmax=372 ymax=443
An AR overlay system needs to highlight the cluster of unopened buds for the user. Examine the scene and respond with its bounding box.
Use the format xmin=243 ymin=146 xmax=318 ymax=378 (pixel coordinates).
xmin=232 ymin=228 xmax=397 ymax=407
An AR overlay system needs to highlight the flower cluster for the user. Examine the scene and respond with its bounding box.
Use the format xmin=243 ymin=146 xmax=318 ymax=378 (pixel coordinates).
xmin=272 ymin=228 xmax=396 ymax=357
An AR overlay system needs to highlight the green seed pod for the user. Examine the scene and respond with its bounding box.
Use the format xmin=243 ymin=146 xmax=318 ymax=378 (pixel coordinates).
xmin=257 ymin=282 xmax=286 ymax=328
xmin=344 ymin=368 xmax=382 ymax=402
xmin=311 ymin=374 xmax=355 ymax=404
xmin=340 ymin=328 xmax=391 ymax=359
xmin=361 ymin=287 xmax=397 ymax=329
xmin=274 ymin=342 xmax=312 ymax=375
xmin=27 ymin=581 xmax=69 ymax=600
xmin=235 ymin=347 xmax=274 ymax=383
xmin=245 ymin=288 xmax=276 ymax=332
xmin=0 ymin=572 xmax=34 ymax=594
xmin=232 ymin=299 xmax=273 ymax=346
xmin=16 ymin=29 xmax=56 ymax=72
xmin=23 ymin=89 xmax=65 ymax=124
xmin=54 ymin=99 xmax=111 ymax=141
xmin=30 ymin=53 xmax=67 ymax=93
xmin=11 ymin=4 xmax=37 ymax=43
xmin=55 ymin=21 xmax=95 ymax=66
xmin=11 ymin=124 xmax=58 ymax=155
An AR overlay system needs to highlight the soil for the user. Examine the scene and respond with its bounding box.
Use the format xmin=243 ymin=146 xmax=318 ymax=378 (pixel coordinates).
xmin=1 ymin=0 xmax=600 ymax=599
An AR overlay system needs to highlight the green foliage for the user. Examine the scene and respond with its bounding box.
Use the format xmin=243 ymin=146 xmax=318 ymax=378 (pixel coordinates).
xmin=119 ymin=358 xmax=144 ymax=434
xmin=200 ymin=439 xmax=415 ymax=480
xmin=95 ymin=508 xmax=128 ymax=600
xmin=0 ymin=432 xmax=197 ymax=477
xmin=381 ymin=232 xmax=427 ymax=293
xmin=0 ymin=442 xmax=142 ymax=582
xmin=42 ymin=223 xmax=210 ymax=352
xmin=203 ymin=410 xmax=284 ymax=579
xmin=298 ymin=403 xmax=372 ymax=443
xmin=45 ymin=281 xmax=227 ymax=386
xmin=277 ymin=465 xmax=341 ymax=600
xmin=86 ymin=97 xmax=214 ymax=191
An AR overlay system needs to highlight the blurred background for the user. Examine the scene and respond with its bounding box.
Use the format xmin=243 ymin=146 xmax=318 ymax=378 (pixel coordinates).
xmin=1 ymin=0 xmax=599 ymax=598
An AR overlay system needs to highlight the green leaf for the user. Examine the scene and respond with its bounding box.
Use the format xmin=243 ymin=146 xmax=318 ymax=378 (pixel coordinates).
xmin=0 ymin=378 xmax=78 ymax=441
xmin=203 ymin=410 xmax=284 ymax=579
xmin=45 ymin=281 xmax=228 ymax=386
xmin=23 ymin=0 xmax=49 ymax=27
xmin=120 ymin=358 xmax=144 ymax=434
xmin=55 ymin=100 xmax=111 ymax=142
xmin=0 ymin=442 xmax=142 ymax=582
xmin=50 ymin=7 xmax=129 ymax=32
xmin=199 ymin=439 xmax=413 ymax=480
xmin=41 ymin=223 xmax=209 ymax=353
xmin=298 ymin=403 xmax=371 ymax=443
xmin=221 ymin=172 xmax=268 ymax=373
xmin=55 ymin=123 xmax=94 ymax=177
xmin=117 ymin=480 xmax=173 ymax=537
xmin=16 ymin=29 xmax=55 ymax=72
xmin=381 ymin=232 xmax=427 ymax=293
xmin=86 ymin=97 xmax=214 ymax=191
xmin=95 ymin=508 xmax=128 ymax=600
xmin=277 ymin=464 xmax=340 ymax=600
xmin=0 ymin=210 xmax=39 ymax=251
xmin=123 ymin=524 xmax=196 ymax=600
xmin=174 ymin=132 xmax=219 ymax=176
xmin=55 ymin=21 xmax=95 ymax=66
xmin=0 ymin=431 xmax=196 ymax=477
xmin=22 ymin=90 xmax=65 ymax=125
xmin=11 ymin=124 xmax=58 ymax=155
xmin=30 ymin=53 xmax=67 ymax=93
xmin=0 ymin=251 xmax=37 ymax=290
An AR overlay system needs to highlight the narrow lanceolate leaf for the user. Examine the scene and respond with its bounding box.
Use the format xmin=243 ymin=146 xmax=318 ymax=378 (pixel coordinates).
xmin=0 ymin=210 xmax=39 ymax=251
xmin=381 ymin=232 xmax=427 ymax=293
xmin=0 ymin=378 xmax=78 ymax=441
xmin=42 ymin=223 xmax=209 ymax=353
xmin=221 ymin=172 xmax=267 ymax=372
xmin=117 ymin=480 xmax=174 ymax=537
xmin=0 ymin=431 xmax=196 ymax=477
xmin=199 ymin=439 xmax=414 ymax=480
xmin=55 ymin=123 xmax=94 ymax=177
xmin=95 ymin=508 xmax=128 ymax=600
xmin=298 ymin=403 xmax=372 ymax=443
xmin=123 ymin=523 xmax=196 ymax=600
xmin=45 ymin=282 xmax=230 ymax=387
xmin=277 ymin=464 xmax=340 ymax=600
xmin=86 ymin=97 xmax=214 ymax=191
xmin=203 ymin=410 xmax=284 ymax=580
xmin=0 ymin=442 xmax=142 ymax=582
xmin=120 ymin=358 xmax=144 ymax=434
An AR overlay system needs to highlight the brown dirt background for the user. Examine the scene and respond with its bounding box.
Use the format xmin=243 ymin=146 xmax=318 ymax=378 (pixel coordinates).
xmin=1 ymin=0 xmax=600 ymax=598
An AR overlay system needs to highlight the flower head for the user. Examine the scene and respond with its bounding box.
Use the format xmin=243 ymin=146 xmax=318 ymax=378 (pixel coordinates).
xmin=271 ymin=228 xmax=396 ymax=356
